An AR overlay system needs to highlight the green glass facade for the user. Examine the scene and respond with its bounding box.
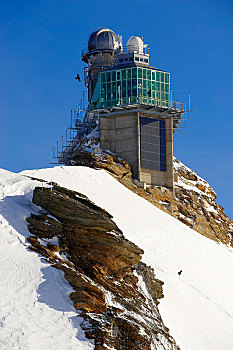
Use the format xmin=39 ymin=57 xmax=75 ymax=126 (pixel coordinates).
xmin=90 ymin=66 xmax=170 ymax=110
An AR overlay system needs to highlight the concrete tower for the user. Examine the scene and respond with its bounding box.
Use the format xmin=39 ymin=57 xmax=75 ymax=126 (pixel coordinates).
xmin=82 ymin=28 xmax=122 ymax=102
xmin=82 ymin=28 xmax=184 ymax=190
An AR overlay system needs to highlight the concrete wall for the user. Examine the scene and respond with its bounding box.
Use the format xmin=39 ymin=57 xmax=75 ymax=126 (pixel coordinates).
xmin=100 ymin=111 xmax=174 ymax=189
xmin=100 ymin=112 xmax=139 ymax=178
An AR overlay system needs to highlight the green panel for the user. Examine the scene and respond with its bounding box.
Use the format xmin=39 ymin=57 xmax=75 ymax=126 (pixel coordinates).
xmin=132 ymin=68 xmax=137 ymax=78
xmin=152 ymin=71 xmax=155 ymax=80
xmin=143 ymin=69 xmax=147 ymax=79
xmin=112 ymin=71 xmax=116 ymax=81
xmin=132 ymin=78 xmax=137 ymax=89
xmin=106 ymin=72 xmax=111 ymax=82
xmin=122 ymin=70 xmax=126 ymax=79
xmin=156 ymin=82 xmax=160 ymax=91
xmin=131 ymin=96 xmax=137 ymax=103
xmin=165 ymin=84 xmax=169 ymax=93
xmin=127 ymin=69 xmax=131 ymax=79
xmin=152 ymin=81 xmax=155 ymax=90
xmin=161 ymin=84 xmax=165 ymax=92
xmin=132 ymin=88 xmax=137 ymax=96
xmin=138 ymin=68 xmax=142 ymax=78
xmin=156 ymin=71 xmax=160 ymax=81
xmin=165 ymin=73 xmax=169 ymax=83
xmin=147 ymin=70 xmax=151 ymax=80
xmin=112 ymin=86 xmax=116 ymax=99
xmin=161 ymin=72 xmax=165 ymax=82
xmin=117 ymin=71 xmax=121 ymax=80
xmin=101 ymin=73 xmax=105 ymax=83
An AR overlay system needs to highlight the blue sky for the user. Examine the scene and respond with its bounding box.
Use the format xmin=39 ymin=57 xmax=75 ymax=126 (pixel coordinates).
xmin=1 ymin=0 xmax=232 ymax=217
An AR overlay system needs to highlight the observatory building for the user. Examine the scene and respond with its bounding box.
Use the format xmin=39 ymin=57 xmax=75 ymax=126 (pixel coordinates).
xmin=81 ymin=28 xmax=185 ymax=189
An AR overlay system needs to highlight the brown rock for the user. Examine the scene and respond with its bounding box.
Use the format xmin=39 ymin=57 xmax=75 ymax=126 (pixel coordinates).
xmin=26 ymin=182 xmax=179 ymax=349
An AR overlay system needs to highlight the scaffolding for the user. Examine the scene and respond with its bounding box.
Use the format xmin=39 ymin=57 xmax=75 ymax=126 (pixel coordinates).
xmin=173 ymin=92 xmax=192 ymax=134
xmin=50 ymin=92 xmax=99 ymax=165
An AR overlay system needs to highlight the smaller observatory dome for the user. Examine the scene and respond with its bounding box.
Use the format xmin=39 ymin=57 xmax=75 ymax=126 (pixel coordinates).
xmin=88 ymin=28 xmax=119 ymax=52
xmin=127 ymin=36 xmax=145 ymax=54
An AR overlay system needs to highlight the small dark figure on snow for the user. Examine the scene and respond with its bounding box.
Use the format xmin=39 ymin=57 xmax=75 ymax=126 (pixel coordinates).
xmin=178 ymin=270 xmax=182 ymax=276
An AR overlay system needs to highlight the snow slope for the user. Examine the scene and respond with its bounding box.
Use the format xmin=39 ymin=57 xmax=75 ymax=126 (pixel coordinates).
xmin=0 ymin=169 xmax=93 ymax=350
xmin=21 ymin=166 xmax=233 ymax=350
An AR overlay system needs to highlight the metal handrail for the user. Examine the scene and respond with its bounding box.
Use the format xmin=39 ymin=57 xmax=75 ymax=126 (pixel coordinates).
xmin=81 ymin=45 xmax=150 ymax=57
xmin=90 ymin=97 xmax=184 ymax=111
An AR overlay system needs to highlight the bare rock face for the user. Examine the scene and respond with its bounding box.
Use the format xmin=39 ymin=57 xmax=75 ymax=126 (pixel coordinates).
xmin=173 ymin=158 xmax=233 ymax=245
xmin=67 ymin=131 xmax=132 ymax=180
xmin=71 ymin=148 xmax=132 ymax=180
xmin=27 ymin=184 xmax=179 ymax=349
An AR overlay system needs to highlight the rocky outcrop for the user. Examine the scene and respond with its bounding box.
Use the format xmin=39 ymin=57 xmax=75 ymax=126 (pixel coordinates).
xmin=27 ymin=184 xmax=179 ymax=349
xmin=173 ymin=158 xmax=233 ymax=244
xmin=67 ymin=130 xmax=132 ymax=180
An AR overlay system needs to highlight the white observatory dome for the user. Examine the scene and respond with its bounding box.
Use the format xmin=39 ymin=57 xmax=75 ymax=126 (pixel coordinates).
xmin=126 ymin=36 xmax=144 ymax=53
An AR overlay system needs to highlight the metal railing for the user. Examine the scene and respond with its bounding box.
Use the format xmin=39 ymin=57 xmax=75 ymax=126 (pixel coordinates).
xmin=51 ymin=110 xmax=99 ymax=165
xmin=90 ymin=96 xmax=185 ymax=111
xmin=82 ymin=45 xmax=150 ymax=57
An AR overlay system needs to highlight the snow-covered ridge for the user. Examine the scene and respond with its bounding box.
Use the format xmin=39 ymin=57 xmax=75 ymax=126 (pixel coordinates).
xmin=0 ymin=169 xmax=93 ymax=350
xmin=20 ymin=165 xmax=233 ymax=350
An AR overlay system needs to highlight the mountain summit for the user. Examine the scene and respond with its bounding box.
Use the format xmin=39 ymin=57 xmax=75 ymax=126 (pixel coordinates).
xmin=0 ymin=156 xmax=233 ymax=349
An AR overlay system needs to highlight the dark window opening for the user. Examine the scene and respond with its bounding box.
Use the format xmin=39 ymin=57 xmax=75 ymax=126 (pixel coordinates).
xmin=140 ymin=117 xmax=166 ymax=171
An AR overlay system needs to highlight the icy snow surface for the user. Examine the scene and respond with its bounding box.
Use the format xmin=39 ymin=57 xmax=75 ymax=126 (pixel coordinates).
xmin=21 ymin=166 xmax=233 ymax=350
xmin=0 ymin=169 xmax=93 ymax=350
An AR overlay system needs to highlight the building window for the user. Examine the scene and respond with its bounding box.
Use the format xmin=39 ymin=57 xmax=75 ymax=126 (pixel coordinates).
xmin=135 ymin=57 xmax=139 ymax=61
xmin=91 ymin=67 xmax=170 ymax=110
xmin=124 ymin=57 xmax=128 ymax=61
xmin=119 ymin=58 xmax=123 ymax=62
xmin=144 ymin=58 xmax=148 ymax=63
xmin=140 ymin=117 xmax=166 ymax=172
